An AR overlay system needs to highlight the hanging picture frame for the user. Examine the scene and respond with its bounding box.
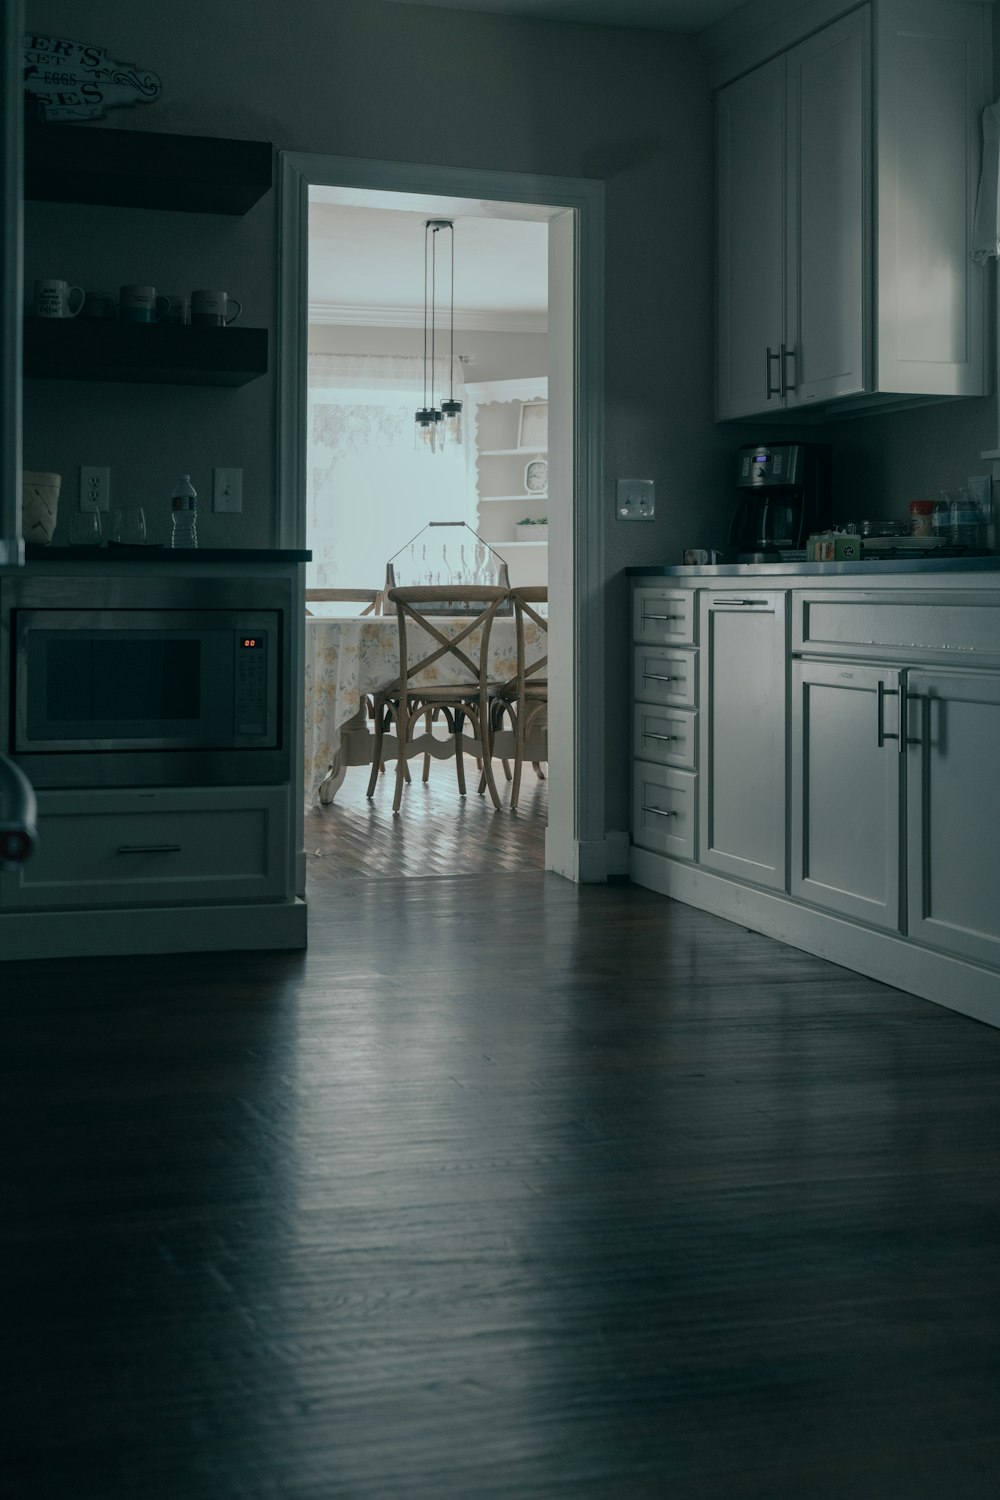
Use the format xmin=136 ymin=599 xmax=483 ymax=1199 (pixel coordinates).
xmin=517 ymin=400 xmax=548 ymax=451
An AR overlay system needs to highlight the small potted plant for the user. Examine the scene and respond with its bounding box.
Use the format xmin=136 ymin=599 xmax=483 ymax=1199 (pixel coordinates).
xmin=515 ymin=517 xmax=548 ymax=542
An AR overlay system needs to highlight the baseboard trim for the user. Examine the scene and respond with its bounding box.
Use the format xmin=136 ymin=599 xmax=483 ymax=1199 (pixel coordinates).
xmin=629 ymin=849 xmax=1000 ymax=1030
xmin=0 ymin=899 xmax=308 ymax=961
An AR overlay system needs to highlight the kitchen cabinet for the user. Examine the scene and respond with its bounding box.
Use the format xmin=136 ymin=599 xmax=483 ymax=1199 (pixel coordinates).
xmin=715 ymin=0 xmax=989 ymax=420
xmin=0 ymin=785 xmax=291 ymax=911
xmin=698 ymin=590 xmax=786 ymax=889
xmin=790 ymin=659 xmax=902 ymax=927
xmin=22 ymin=123 xmax=271 ymax=385
xmin=906 ymin=668 xmax=1000 ymax=967
xmin=629 ymin=569 xmax=1000 ymax=1029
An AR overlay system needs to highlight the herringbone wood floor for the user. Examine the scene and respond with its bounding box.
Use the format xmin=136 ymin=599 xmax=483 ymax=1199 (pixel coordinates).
xmin=4 ymin=766 xmax=1000 ymax=1499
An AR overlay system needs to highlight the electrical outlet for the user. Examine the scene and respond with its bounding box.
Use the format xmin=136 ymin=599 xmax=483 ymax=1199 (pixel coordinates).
xmin=213 ymin=467 xmax=243 ymax=513
xmin=616 ymin=477 xmax=655 ymax=521
xmin=79 ymin=466 xmax=110 ymax=512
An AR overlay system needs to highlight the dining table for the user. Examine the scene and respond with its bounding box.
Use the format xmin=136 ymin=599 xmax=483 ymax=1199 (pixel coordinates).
xmin=304 ymin=612 xmax=547 ymax=803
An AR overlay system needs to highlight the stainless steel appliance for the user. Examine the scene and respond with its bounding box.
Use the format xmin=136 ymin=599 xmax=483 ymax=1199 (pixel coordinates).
xmin=1 ymin=573 xmax=291 ymax=788
xmin=730 ymin=442 xmax=832 ymax=562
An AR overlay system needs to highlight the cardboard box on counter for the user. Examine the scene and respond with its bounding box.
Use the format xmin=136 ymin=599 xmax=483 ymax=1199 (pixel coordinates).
xmin=807 ymin=532 xmax=862 ymax=562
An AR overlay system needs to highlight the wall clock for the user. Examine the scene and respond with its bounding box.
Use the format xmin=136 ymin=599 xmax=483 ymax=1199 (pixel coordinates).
xmin=524 ymin=459 xmax=548 ymax=494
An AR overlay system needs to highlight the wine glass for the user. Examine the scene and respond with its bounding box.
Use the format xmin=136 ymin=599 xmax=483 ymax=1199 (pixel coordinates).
xmin=112 ymin=507 xmax=147 ymax=545
xmin=69 ymin=510 xmax=102 ymax=546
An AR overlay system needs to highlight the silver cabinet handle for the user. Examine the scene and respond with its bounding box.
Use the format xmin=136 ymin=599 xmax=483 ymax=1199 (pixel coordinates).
xmin=713 ymin=598 xmax=768 ymax=606
xmin=643 ymin=613 xmax=685 ymax=621
xmin=117 ymin=843 xmax=182 ymax=854
xmin=642 ymin=732 xmax=677 ymax=743
xmin=876 ymin=679 xmax=900 ymax=750
xmin=642 ymin=672 xmax=680 ymax=683
xmin=765 ymin=346 xmax=781 ymax=399
xmin=780 ymin=343 xmax=796 ymax=395
xmin=642 ymin=805 xmax=678 ymax=818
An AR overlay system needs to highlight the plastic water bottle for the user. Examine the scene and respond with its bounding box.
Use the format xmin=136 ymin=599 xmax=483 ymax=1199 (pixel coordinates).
xmin=170 ymin=474 xmax=198 ymax=548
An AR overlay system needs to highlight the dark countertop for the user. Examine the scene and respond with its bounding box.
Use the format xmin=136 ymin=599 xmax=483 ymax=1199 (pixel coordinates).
xmin=627 ymin=557 xmax=1000 ymax=578
xmin=25 ymin=546 xmax=312 ymax=563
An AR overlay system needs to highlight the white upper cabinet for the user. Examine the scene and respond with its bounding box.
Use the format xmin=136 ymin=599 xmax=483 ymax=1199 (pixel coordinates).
xmin=715 ymin=0 xmax=990 ymax=421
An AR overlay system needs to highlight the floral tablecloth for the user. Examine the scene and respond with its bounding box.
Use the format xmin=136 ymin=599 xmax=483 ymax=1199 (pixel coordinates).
xmin=304 ymin=614 xmax=546 ymax=801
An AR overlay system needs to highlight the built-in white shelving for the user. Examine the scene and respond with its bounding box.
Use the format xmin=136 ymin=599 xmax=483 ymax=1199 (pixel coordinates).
xmin=466 ymin=376 xmax=548 ymax=589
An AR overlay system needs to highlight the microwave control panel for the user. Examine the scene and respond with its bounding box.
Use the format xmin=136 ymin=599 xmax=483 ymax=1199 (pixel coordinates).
xmin=235 ymin=632 xmax=268 ymax=737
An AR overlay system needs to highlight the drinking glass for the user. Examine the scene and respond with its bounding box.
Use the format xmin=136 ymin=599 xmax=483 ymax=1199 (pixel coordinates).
xmin=112 ymin=507 xmax=147 ymax=545
xmin=69 ymin=510 xmax=102 ymax=546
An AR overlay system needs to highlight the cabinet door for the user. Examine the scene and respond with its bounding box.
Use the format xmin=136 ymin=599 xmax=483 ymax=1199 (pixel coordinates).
xmin=906 ymin=670 xmax=1000 ymax=966
xmin=785 ymin=8 xmax=869 ymax=408
xmin=790 ymin=661 xmax=901 ymax=928
xmin=698 ymin=592 xmax=786 ymax=889
xmin=875 ymin=0 xmax=988 ymax=396
xmin=716 ymin=56 xmax=786 ymax=420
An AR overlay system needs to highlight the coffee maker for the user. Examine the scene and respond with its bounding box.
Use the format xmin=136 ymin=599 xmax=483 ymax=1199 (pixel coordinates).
xmin=729 ymin=442 xmax=832 ymax=562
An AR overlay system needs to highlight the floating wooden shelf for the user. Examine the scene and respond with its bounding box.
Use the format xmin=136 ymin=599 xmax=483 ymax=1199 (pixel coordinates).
xmin=23 ymin=319 xmax=269 ymax=387
xmin=24 ymin=122 xmax=273 ymax=214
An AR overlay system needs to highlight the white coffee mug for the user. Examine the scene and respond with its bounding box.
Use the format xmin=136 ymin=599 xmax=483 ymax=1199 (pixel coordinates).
xmin=34 ymin=278 xmax=84 ymax=319
xmin=191 ymin=290 xmax=242 ymax=327
xmin=119 ymin=285 xmax=169 ymax=324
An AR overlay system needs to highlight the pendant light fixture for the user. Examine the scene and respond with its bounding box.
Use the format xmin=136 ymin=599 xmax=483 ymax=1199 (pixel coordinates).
xmin=415 ymin=218 xmax=462 ymax=451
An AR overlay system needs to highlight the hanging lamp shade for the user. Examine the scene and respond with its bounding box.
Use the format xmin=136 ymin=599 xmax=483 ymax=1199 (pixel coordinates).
xmin=415 ymin=219 xmax=462 ymax=451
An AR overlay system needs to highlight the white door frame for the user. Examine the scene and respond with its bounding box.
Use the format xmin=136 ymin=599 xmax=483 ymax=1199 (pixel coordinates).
xmin=277 ymin=153 xmax=606 ymax=882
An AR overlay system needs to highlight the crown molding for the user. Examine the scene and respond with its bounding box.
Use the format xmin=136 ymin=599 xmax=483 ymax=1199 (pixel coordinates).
xmin=308 ymin=300 xmax=547 ymax=332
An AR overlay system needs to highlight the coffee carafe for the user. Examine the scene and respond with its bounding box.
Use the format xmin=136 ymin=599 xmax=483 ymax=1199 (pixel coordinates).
xmin=730 ymin=442 xmax=832 ymax=562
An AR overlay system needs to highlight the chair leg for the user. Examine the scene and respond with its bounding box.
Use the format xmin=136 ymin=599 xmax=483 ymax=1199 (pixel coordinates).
xmin=392 ymin=698 xmax=410 ymax=814
xmin=453 ymin=707 xmax=467 ymax=797
xmin=366 ymin=698 xmax=388 ymax=798
xmin=422 ymin=707 xmax=434 ymax=782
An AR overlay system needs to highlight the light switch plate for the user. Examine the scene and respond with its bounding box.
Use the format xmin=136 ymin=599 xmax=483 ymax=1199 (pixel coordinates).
xmin=617 ymin=477 xmax=655 ymax=521
xmin=213 ymin=467 xmax=243 ymax=513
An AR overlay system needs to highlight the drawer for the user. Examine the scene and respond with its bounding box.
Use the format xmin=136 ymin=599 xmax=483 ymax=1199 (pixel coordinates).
xmin=632 ymin=762 xmax=696 ymax=861
xmin=794 ymin=590 xmax=1000 ymax=664
xmin=634 ymin=587 xmax=696 ymax=646
xmin=633 ymin=703 xmax=697 ymax=770
xmin=0 ymin=785 xmax=290 ymax=911
xmin=633 ymin=645 xmax=698 ymax=709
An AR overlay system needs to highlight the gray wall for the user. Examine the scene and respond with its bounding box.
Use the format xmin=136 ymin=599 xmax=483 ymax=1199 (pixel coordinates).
xmin=308 ymin=324 xmax=548 ymax=383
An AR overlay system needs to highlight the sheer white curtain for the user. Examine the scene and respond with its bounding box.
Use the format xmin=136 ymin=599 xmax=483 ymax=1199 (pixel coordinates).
xmin=306 ymin=353 xmax=473 ymax=604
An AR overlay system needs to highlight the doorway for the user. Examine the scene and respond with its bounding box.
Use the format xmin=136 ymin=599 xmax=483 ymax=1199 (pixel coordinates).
xmin=277 ymin=153 xmax=607 ymax=894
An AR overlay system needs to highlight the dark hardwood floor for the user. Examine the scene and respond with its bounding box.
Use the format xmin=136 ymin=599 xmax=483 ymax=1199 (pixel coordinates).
xmin=3 ymin=767 xmax=1000 ymax=1498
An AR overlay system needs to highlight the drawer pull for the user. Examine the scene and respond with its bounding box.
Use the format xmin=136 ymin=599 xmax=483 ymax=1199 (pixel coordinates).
xmin=643 ymin=732 xmax=677 ymax=743
xmin=643 ymin=613 xmax=685 ymax=622
xmin=713 ymin=598 xmax=766 ymax=607
xmin=117 ymin=843 xmax=182 ymax=855
xmin=642 ymin=672 xmax=680 ymax=683
xmin=642 ymin=805 xmax=678 ymax=819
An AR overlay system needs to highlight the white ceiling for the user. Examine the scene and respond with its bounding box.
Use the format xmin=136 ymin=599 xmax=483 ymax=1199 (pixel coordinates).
xmin=309 ymin=195 xmax=551 ymax=331
xmin=383 ymin=0 xmax=746 ymax=32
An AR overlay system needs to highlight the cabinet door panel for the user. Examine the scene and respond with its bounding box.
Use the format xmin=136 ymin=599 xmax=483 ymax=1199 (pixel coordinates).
xmin=699 ymin=593 xmax=786 ymax=889
xmin=907 ymin=671 xmax=1000 ymax=965
xmin=791 ymin=661 xmax=901 ymax=928
xmin=786 ymin=8 xmax=869 ymax=407
xmin=876 ymin=0 xmax=988 ymax=394
xmin=716 ymin=57 xmax=785 ymax=419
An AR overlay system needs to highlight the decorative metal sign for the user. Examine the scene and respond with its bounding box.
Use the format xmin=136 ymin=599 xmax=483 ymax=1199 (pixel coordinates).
xmin=22 ymin=35 xmax=161 ymax=121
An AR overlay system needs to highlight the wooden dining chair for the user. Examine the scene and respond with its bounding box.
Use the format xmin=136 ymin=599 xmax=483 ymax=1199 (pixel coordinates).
xmin=305 ymin=588 xmax=384 ymax=616
xmin=489 ymin=584 xmax=548 ymax=811
xmin=367 ymin=586 xmax=509 ymax=814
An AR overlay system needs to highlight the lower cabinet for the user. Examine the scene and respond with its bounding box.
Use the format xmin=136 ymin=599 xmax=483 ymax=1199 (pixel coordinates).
xmin=906 ymin=669 xmax=1000 ymax=967
xmin=790 ymin=659 xmax=902 ymax=928
xmin=630 ymin=574 xmax=1000 ymax=1027
xmin=0 ymin=784 xmax=292 ymax=911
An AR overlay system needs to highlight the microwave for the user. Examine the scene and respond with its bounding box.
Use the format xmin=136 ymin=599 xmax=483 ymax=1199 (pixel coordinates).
xmin=1 ymin=574 xmax=291 ymax=789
